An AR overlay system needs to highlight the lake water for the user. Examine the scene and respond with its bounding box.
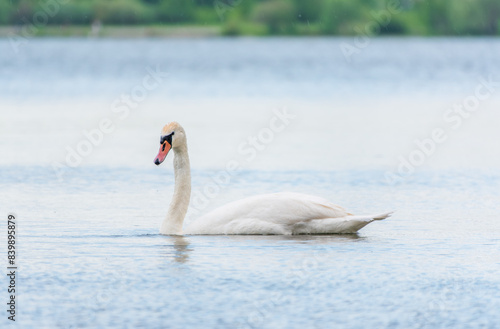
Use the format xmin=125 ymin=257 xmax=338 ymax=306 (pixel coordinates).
xmin=1 ymin=37 xmax=500 ymax=329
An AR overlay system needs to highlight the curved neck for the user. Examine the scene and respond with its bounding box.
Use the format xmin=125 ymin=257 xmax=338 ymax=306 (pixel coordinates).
xmin=160 ymin=144 xmax=191 ymax=235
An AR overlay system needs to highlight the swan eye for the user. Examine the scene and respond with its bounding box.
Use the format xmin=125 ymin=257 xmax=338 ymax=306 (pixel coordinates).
xmin=160 ymin=132 xmax=174 ymax=145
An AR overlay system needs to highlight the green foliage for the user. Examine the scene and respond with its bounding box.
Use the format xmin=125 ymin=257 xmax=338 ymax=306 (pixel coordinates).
xmin=193 ymin=7 xmax=219 ymax=24
xmin=320 ymin=0 xmax=369 ymax=35
xmin=7 ymin=0 xmax=35 ymax=25
xmin=415 ymin=0 xmax=452 ymax=35
xmin=293 ymin=0 xmax=323 ymax=23
xmin=94 ymin=0 xmax=155 ymax=25
xmin=251 ymin=0 xmax=296 ymax=34
xmin=393 ymin=10 xmax=428 ymax=35
xmin=0 ymin=0 xmax=499 ymax=36
xmin=222 ymin=20 xmax=267 ymax=36
xmin=46 ymin=2 xmax=94 ymax=25
xmin=141 ymin=0 xmax=162 ymax=4
xmin=0 ymin=0 xmax=12 ymax=24
xmin=156 ymin=0 xmax=195 ymax=23
xmin=449 ymin=0 xmax=500 ymax=35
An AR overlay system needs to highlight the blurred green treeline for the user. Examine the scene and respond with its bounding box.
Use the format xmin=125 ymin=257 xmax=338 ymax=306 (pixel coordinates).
xmin=1 ymin=0 xmax=499 ymax=36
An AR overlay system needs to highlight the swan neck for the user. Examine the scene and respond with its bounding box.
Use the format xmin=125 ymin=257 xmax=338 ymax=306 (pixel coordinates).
xmin=160 ymin=145 xmax=191 ymax=235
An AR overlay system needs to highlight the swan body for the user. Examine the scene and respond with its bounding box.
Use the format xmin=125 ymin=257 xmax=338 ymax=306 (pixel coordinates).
xmin=154 ymin=122 xmax=392 ymax=235
xmin=185 ymin=192 xmax=391 ymax=235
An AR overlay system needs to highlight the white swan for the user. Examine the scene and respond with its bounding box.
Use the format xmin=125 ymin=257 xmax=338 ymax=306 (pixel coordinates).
xmin=154 ymin=122 xmax=392 ymax=235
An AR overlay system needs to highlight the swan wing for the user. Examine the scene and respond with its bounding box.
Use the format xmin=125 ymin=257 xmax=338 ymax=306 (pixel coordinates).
xmin=184 ymin=192 xmax=353 ymax=235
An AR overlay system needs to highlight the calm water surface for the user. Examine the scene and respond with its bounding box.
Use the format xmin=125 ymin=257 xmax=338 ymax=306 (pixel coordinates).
xmin=1 ymin=38 xmax=499 ymax=328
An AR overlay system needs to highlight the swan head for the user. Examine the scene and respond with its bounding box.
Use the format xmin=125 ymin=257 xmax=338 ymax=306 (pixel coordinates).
xmin=154 ymin=122 xmax=186 ymax=166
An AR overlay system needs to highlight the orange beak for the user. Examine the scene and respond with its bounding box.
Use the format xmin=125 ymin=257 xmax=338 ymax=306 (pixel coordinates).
xmin=154 ymin=142 xmax=171 ymax=166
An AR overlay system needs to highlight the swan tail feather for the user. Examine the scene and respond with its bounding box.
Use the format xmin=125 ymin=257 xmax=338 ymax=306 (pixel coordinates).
xmin=345 ymin=211 xmax=393 ymax=223
xmin=372 ymin=211 xmax=393 ymax=221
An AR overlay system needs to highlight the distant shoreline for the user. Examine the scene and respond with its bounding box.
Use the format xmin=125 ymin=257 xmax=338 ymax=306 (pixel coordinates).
xmin=1 ymin=25 xmax=499 ymax=39
xmin=0 ymin=25 xmax=221 ymax=38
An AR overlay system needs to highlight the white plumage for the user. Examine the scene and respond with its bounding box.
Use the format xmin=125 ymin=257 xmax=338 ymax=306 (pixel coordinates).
xmin=155 ymin=122 xmax=392 ymax=235
xmin=185 ymin=192 xmax=392 ymax=235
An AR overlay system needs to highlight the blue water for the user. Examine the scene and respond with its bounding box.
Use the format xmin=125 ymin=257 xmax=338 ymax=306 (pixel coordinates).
xmin=1 ymin=166 xmax=499 ymax=328
xmin=1 ymin=37 xmax=500 ymax=100
xmin=1 ymin=37 xmax=500 ymax=328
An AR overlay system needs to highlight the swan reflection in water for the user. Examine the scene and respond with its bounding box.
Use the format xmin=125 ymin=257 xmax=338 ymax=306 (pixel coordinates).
xmin=159 ymin=233 xmax=368 ymax=265
xmin=224 ymin=233 xmax=365 ymax=244
xmin=161 ymin=236 xmax=191 ymax=264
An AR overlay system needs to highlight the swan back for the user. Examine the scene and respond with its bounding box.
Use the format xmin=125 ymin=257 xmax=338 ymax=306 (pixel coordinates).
xmin=185 ymin=192 xmax=351 ymax=235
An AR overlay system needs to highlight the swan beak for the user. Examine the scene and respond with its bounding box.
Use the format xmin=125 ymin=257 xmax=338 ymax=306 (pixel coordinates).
xmin=154 ymin=142 xmax=171 ymax=166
